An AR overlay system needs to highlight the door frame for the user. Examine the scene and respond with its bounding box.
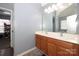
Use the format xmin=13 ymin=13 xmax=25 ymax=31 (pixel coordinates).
xmin=0 ymin=7 xmax=13 ymax=47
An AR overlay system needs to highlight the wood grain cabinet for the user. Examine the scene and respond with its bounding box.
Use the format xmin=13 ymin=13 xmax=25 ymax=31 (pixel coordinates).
xmin=35 ymin=35 xmax=41 ymax=49
xmin=48 ymin=43 xmax=56 ymax=56
xmin=35 ymin=34 xmax=79 ymax=56
xmin=40 ymin=36 xmax=48 ymax=54
xmin=35 ymin=34 xmax=48 ymax=54
xmin=56 ymin=46 xmax=73 ymax=56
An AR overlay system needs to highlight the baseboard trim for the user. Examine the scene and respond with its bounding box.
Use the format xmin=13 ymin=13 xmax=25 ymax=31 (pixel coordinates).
xmin=17 ymin=47 xmax=37 ymax=56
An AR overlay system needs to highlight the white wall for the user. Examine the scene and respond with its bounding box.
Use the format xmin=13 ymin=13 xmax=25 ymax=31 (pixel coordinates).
xmin=14 ymin=3 xmax=42 ymax=55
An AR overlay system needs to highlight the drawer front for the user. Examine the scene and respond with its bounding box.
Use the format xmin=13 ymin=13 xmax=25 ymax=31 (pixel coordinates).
xmin=48 ymin=43 xmax=56 ymax=56
xmin=72 ymin=44 xmax=79 ymax=56
xmin=56 ymin=46 xmax=72 ymax=56
xmin=48 ymin=37 xmax=73 ymax=49
xmin=55 ymin=40 xmax=73 ymax=49
xmin=35 ymin=38 xmax=41 ymax=49
xmin=48 ymin=37 xmax=57 ymax=44
xmin=35 ymin=34 xmax=43 ymax=39
xmin=41 ymin=38 xmax=48 ymax=54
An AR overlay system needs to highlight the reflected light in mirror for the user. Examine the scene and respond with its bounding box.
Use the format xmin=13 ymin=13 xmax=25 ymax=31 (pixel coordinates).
xmin=41 ymin=3 xmax=48 ymax=7
xmin=44 ymin=8 xmax=48 ymax=13
xmin=52 ymin=4 xmax=58 ymax=11
xmin=67 ymin=14 xmax=78 ymax=33
xmin=44 ymin=3 xmax=63 ymax=14
xmin=48 ymin=6 xmax=53 ymax=13
xmin=44 ymin=3 xmax=72 ymax=14
xmin=44 ymin=6 xmax=55 ymax=14
xmin=56 ymin=3 xmax=64 ymax=9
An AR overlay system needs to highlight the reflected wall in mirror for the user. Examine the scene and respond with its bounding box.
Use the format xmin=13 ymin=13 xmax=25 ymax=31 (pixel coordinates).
xmin=42 ymin=3 xmax=79 ymax=34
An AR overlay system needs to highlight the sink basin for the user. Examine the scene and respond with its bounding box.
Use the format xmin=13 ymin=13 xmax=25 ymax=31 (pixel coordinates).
xmin=47 ymin=32 xmax=79 ymax=43
xmin=47 ymin=32 xmax=60 ymax=37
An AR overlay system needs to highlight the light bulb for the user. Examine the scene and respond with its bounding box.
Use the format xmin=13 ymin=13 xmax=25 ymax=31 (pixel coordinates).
xmin=44 ymin=8 xmax=48 ymax=13
xmin=56 ymin=3 xmax=64 ymax=9
xmin=48 ymin=6 xmax=52 ymax=13
xmin=52 ymin=4 xmax=58 ymax=11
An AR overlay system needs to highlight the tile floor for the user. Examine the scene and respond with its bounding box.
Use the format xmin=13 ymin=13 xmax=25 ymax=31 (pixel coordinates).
xmin=0 ymin=38 xmax=10 ymax=49
xmin=23 ymin=48 xmax=46 ymax=56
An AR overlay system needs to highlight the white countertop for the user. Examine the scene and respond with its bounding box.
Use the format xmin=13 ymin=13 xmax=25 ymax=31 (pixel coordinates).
xmin=35 ymin=31 xmax=79 ymax=44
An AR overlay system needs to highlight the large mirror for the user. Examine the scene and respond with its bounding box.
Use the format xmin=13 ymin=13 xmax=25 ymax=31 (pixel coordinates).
xmin=42 ymin=3 xmax=79 ymax=34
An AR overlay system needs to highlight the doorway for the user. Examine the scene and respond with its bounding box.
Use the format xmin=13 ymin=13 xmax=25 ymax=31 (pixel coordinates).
xmin=0 ymin=7 xmax=12 ymax=49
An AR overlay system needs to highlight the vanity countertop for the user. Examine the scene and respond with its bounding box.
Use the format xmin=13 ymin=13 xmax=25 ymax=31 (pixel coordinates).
xmin=35 ymin=31 xmax=79 ymax=44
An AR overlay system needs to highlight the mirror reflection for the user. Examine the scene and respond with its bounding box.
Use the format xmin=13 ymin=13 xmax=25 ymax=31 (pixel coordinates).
xmin=42 ymin=3 xmax=79 ymax=34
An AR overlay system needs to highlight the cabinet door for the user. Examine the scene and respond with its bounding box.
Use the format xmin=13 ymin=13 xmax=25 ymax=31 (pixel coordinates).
xmin=56 ymin=46 xmax=72 ymax=56
xmin=48 ymin=43 xmax=56 ymax=56
xmin=35 ymin=38 xmax=41 ymax=49
xmin=35 ymin=35 xmax=41 ymax=49
xmin=40 ymin=37 xmax=48 ymax=54
xmin=72 ymin=44 xmax=79 ymax=56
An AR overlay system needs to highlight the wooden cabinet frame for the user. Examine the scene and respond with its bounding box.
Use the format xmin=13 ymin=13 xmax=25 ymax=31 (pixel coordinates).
xmin=35 ymin=34 xmax=79 ymax=56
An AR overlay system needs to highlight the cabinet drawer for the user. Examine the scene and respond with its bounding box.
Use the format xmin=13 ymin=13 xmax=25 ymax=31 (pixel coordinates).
xmin=35 ymin=38 xmax=41 ymax=49
xmin=41 ymin=38 xmax=48 ymax=54
xmin=48 ymin=37 xmax=57 ymax=44
xmin=72 ymin=44 xmax=79 ymax=55
xmin=48 ymin=37 xmax=73 ymax=49
xmin=56 ymin=46 xmax=72 ymax=56
xmin=35 ymin=34 xmax=41 ymax=39
xmin=48 ymin=43 xmax=56 ymax=56
xmin=35 ymin=34 xmax=43 ymax=39
xmin=55 ymin=40 xmax=73 ymax=49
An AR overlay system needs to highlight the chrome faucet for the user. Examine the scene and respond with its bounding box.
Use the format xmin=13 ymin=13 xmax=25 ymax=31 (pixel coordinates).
xmin=60 ymin=31 xmax=64 ymax=36
xmin=60 ymin=32 xmax=63 ymax=36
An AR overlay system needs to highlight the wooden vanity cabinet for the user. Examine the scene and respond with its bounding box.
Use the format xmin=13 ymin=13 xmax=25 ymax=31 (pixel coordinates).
xmin=56 ymin=44 xmax=79 ymax=56
xmin=56 ymin=46 xmax=73 ymax=56
xmin=48 ymin=43 xmax=56 ymax=56
xmin=35 ymin=34 xmax=48 ymax=54
xmin=48 ymin=37 xmax=79 ymax=56
xmin=35 ymin=34 xmax=79 ymax=56
xmin=35 ymin=34 xmax=41 ymax=49
xmin=72 ymin=44 xmax=79 ymax=56
xmin=47 ymin=37 xmax=57 ymax=56
xmin=40 ymin=36 xmax=48 ymax=54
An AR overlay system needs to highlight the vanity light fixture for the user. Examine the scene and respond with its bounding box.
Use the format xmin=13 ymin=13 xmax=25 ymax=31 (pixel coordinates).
xmin=56 ymin=3 xmax=64 ymax=9
xmin=52 ymin=4 xmax=58 ymax=11
xmin=41 ymin=3 xmax=48 ymax=7
xmin=44 ymin=5 xmax=56 ymax=14
xmin=44 ymin=8 xmax=48 ymax=13
xmin=44 ymin=4 xmax=58 ymax=14
xmin=44 ymin=3 xmax=71 ymax=14
xmin=48 ymin=6 xmax=53 ymax=13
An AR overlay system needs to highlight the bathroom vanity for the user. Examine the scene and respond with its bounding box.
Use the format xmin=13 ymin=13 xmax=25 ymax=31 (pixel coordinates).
xmin=35 ymin=31 xmax=79 ymax=56
xmin=35 ymin=3 xmax=79 ymax=56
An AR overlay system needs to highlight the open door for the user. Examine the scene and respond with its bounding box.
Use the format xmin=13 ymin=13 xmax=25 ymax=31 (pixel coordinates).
xmin=0 ymin=7 xmax=13 ymax=56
